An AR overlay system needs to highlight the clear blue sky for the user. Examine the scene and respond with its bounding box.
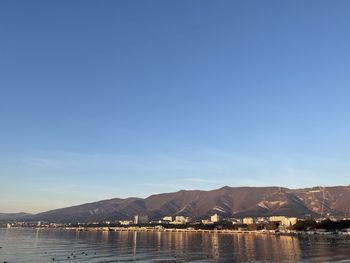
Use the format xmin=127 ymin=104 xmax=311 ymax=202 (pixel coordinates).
xmin=1 ymin=1 xmax=350 ymax=213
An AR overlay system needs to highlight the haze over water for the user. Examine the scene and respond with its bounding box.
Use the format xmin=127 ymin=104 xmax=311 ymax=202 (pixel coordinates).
xmin=1 ymin=229 xmax=350 ymax=262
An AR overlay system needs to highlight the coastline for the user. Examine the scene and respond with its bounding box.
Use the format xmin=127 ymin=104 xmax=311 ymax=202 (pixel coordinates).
xmin=3 ymin=226 xmax=350 ymax=238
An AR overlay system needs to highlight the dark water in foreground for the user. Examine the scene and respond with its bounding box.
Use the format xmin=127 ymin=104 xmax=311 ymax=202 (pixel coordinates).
xmin=1 ymin=229 xmax=350 ymax=262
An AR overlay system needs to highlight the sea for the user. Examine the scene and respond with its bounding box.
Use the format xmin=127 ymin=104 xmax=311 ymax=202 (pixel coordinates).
xmin=1 ymin=228 xmax=350 ymax=262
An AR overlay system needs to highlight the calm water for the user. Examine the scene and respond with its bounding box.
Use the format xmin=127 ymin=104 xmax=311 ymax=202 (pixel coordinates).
xmin=1 ymin=229 xmax=350 ymax=262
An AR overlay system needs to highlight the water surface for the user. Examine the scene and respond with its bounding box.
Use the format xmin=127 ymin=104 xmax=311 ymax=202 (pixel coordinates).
xmin=1 ymin=229 xmax=350 ymax=262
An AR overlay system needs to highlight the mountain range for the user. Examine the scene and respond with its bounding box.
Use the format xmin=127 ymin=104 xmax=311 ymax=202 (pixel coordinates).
xmin=0 ymin=212 xmax=32 ymax=221
xmin=2 ymin=186 xmax=350 ymax=223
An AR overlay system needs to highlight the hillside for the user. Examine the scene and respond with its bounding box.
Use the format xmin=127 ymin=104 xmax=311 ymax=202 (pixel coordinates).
xmin=20 ymin=185 xmax=350 ymax=223
xmin=0 ymin=212 xmax=32 ymax=222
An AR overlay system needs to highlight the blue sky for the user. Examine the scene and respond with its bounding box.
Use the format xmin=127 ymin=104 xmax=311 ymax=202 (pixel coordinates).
xmin=1 ymin=1 xmax=350 ymax=213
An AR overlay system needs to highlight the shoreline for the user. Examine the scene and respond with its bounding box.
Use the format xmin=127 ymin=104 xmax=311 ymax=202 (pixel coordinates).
xmin=2 ymin=226 xmax=350 ymax=237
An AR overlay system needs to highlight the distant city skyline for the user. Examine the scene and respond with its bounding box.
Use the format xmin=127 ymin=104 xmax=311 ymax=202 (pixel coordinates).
xmin=1 ymin=1 xmax=350 ymax=213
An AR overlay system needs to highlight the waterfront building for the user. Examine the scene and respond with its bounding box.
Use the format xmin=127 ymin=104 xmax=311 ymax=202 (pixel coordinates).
xmin=256 ymin=217 xmax=268 ymax=224
xmin=243 ymin=217 xmax=254 ymax=225
xmin=134 ymin=215 xmax=149 ymax=225
xmin=171 ymin=216 xmax=191 ymax=224
xmin=315 ymin=217 xmax=327 ymax=223
xmin=185 ymin=216 xmax=192 ymax=223
xmin=162 ymin=216 xmax=173 ymax=222
xmin=119 ymin=220 xmax=133 ymax=226
xmin=231 ymin=218 xmax=242 ymax=225
xmin=175 ymin=216 xmax=186 ymax=224
xmin=49 ymin=223 xmax=63 ymax=228
xmin=268 ymin=216 xmax=298 ymax=228
xmin=211 ymin=214 xmax=220 ymax=223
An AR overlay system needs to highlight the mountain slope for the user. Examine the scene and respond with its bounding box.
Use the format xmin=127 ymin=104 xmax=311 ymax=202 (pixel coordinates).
xmin=0 ymin=212 xmax=32 ymax=222
xmin=16 ymin=186 xmax=350 ymax=223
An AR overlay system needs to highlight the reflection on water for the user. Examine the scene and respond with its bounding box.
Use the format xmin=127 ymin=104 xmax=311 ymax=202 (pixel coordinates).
xmin=232 ymin=234 xmax=301 ymax=261
xmin=1 ymin=228 xmax=350 ymax=262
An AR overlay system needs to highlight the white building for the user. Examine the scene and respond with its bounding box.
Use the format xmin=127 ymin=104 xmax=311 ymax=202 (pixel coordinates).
xmin=256 ymin=217 xmax=268 ymax=224
xmin=171 ymin=216 xmax=191 ymax=224
xmin=134 ymin=215 xmax=149 ymax=225
xmin=243 ymin=217 xmax=255 ymax=225
xmin=231 ymin=218 xmax=242 ymax=225
xmin=162 ymin=216 xmax=173 ymax=222
xmin=269 ymin=216 xmax=298 ymax=227
xmin=211 ymin=214 xmax=220 ymax=223
xmin=119 ymin=220 xmax=133 ymax=226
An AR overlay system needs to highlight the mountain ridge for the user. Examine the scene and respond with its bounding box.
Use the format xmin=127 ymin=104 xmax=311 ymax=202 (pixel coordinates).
xmin=3 ymin=185 xmax=350 ymax=223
